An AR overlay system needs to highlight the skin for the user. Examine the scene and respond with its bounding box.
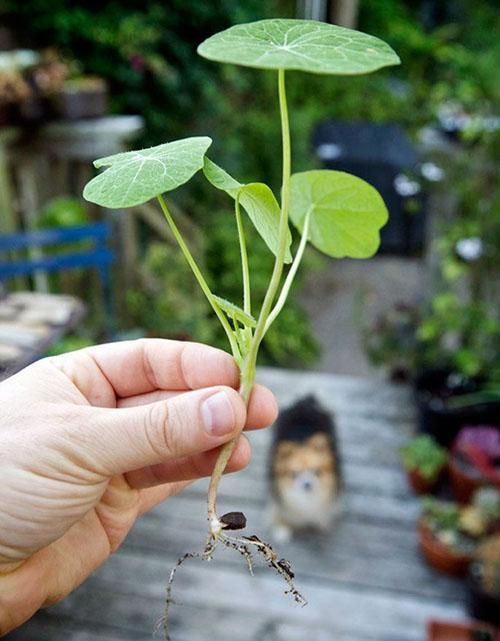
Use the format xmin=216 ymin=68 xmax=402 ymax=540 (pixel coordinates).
xmin=0 ymin=338 xmax=278 ymax=635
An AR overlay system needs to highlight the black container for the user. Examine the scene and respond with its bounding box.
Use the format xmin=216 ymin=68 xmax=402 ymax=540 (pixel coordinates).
xmin=312 ymin=120 xmax=427 ymax=255
xmin=414 ymin=369 xmax=500 ymax=447
xmin=467 ymin=564 xmax=500 ymax=626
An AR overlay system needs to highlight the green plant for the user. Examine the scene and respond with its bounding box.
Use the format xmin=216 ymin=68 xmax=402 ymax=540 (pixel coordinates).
xmin=421 ymin=497 xmax=478 ymax=554
xmin=400 ymin=435 xmax=447 ymax=481
xmin=474 ymin=535 xmax=500 ymax=595
xmin=83 ymin=18 xmax=398 ymax=632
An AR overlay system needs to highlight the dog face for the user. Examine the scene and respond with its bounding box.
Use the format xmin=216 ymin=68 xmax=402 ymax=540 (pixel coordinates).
xmin=274 ymin=433 xmax=337 ymax=513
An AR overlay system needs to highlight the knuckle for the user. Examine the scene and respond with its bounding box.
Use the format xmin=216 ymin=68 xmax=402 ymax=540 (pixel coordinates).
xmin=145 ymin=402 xmax=175 ymax=458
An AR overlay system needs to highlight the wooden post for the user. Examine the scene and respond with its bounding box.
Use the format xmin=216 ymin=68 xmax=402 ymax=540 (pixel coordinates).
xmin=329 ymin=0 xmax=360 ymax=27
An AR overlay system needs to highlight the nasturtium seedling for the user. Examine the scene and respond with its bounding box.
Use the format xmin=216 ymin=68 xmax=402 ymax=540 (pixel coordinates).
xmin=83 ymin=18 xmax=399 ymax=635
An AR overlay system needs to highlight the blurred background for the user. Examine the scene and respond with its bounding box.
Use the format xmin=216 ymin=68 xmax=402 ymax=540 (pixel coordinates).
xmin=0 ymin=1 xmax=499 ymax=641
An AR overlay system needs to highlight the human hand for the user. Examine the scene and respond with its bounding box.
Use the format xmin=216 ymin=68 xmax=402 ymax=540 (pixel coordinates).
xmin=0 ymin=339 xmax=277 ymax=634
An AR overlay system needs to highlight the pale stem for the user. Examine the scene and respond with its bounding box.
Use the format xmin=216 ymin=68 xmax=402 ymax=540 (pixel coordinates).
xmin=264 ymin=207 xmax=312 ymax=334
xmin=207 ymin=68 xmax=292 ymax=529
xmin=235 ymin=193 xmax=251 ymax=315
xmin=157 ymin=194 xmax=240 ymax=360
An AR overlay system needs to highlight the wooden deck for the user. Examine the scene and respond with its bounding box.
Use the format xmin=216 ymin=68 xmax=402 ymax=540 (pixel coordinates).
xmin=7 ymin=368 xmax=467 ymax=641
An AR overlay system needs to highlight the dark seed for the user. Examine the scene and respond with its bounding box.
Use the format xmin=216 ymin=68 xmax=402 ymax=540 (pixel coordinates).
xmin=220 ymin=511 xmax=247 ymax=530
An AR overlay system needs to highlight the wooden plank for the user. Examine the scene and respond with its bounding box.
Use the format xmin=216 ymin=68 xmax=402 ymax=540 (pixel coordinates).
xmin=43 ymin=549 xmax=464 ymax=641
xmin=122 ymin=495 xmax=464 ymax=601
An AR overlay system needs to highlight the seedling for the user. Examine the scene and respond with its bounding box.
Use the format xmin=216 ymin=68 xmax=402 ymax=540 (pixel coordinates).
xmin=84 ymin=18 xmax=399 ymax=637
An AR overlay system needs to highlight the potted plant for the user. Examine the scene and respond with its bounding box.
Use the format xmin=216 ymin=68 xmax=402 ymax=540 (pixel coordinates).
xmin=450 ymin=427 xmax=500 ymax=503
xmin=418 ymin=498 xmax=479 ymax=576
xmin=468 ymin=534 xmax=500 ymax=626
xmin=55 ymin=75 xmax=108 ymax=120
xmin=400 ymin=435 xmax=448 ymax=494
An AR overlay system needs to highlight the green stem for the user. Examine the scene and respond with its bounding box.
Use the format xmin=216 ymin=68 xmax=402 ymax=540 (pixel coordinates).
xmin=264 ymin=207 xmax=312 ymax=334
xmin=235 ymin=193 xmax=251 ymax=315
xmin=207 ymin=68 xmax=292 ymax=529
xmin=157 ymin=194 xmax=240 ymax=360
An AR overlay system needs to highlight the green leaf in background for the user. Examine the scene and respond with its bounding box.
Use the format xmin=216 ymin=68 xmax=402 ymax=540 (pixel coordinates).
xmin=203 ymin=158 xmax=292 ymax=263
xmin=83 ymin=137 xmax=212 ymax=208
xmin=289 ymin=170 xmax=388 ymax=258
xmin=212 ymin=295 xmax=256 ymax=327
xmin=198 ymin=19 xmax=400 ymax=75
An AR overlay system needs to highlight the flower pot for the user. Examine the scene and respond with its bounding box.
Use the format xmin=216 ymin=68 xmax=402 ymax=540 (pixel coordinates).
xmin=55 ymin=82 xmax=108 ymax=120
xmin=427 ymin=618 xmax=499 ymax=641
xmin=449 ymin=456 xmax=484 ymax=504
xmin=467 ymin=564 xmax=500 ymax=626
xmin=418 ymin=521 xmax=472 ymax=576
xmin=407 ymin=468 xmax=440 ymax=495
xmin=450 ymin=428 xmax=500 ymax=504
xmin=414 ymin=369 xmax=500 ymax=447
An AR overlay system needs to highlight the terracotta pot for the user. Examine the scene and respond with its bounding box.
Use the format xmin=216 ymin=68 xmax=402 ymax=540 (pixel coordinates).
xmin=418 ymin=521 xmax=472 ymax=576
xmin=427 ymin=619 xmax=499 ymax=641
xmin=449 ymin=456 xmax=483 ymax=504
xmin=407 ymin=468 xmax=438 ymax=495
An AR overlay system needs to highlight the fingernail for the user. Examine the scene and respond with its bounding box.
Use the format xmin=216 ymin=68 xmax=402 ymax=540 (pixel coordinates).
xmin=202 ymin=391 xmax=235 ymax=436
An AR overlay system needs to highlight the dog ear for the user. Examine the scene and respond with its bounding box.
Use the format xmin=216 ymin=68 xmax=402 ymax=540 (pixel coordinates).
xmin=307 ymin=432 xmax=330 ymax=451
xmin=275 ymin=440 xmax=298 ymax=461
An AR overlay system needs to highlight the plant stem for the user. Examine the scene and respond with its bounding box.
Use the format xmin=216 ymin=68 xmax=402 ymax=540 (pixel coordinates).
xmin=235 ymin=193 xmax=251 ymax=315
xmin=264 ymin=207 xmax=312 ymax=333
xmin=207 ymin=68 xmax=292 ymax=530
xmin=157 ymin=194 xmax=240 ymax=360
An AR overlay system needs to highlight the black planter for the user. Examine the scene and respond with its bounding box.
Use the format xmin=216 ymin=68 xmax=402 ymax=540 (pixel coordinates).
xmin=467 ymin=564 xmax=500 ymax=626
xmin=414 ymin=369 xmax=500 ymax=447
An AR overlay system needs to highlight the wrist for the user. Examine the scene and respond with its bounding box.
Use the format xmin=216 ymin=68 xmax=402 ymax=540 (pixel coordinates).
xmin=0 ymin=557 xmax=46 ymax=636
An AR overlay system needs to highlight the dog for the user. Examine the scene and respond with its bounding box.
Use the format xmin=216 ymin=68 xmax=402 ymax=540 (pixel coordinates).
xmin=268 ymin=395 xmax=341 ymax=541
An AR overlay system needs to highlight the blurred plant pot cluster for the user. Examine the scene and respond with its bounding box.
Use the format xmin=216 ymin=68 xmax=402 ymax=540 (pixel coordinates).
xmin=401 ymin=428 xmax=500 ymax=624
xmin=0 ymin=48 xmax=107 ymax=125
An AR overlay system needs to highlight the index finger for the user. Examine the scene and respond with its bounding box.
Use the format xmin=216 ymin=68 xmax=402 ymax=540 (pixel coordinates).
xmin=59 ymin=338 xmax=239 ymax=399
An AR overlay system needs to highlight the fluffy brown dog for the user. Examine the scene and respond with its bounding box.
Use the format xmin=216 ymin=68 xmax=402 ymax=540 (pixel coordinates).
xmin=269 ymin=395 xmax=341 ymax=541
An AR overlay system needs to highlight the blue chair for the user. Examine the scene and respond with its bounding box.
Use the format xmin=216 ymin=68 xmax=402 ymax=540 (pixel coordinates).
xmin=0 ymin=222 xmax=115 ymax=336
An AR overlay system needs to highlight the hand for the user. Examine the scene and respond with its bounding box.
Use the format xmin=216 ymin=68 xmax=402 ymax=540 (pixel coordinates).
xmin=0 ymin=339 xmax=277 ymax=634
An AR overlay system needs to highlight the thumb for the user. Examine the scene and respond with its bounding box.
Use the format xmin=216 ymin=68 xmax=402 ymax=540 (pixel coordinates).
xmin=65 ymin=386 xmax=247 ymax=477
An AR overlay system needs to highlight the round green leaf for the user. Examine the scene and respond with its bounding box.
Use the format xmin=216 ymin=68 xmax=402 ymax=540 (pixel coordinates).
xmin=289 ymin=170 xmax=388 ymax=258
xmin=198 ymin=19 xmax=400 ymax=75
xmin=83 ymin=137 xmax=212 ymax=208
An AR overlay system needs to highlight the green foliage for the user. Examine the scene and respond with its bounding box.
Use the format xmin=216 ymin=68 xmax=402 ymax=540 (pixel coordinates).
xmin=203 ymin=158 xmax=292 ymax=262
xmin=126 ymin=241 xmax=218 ymax=346
xmin=38 ymin=196 xmax=89 ymax=228
xmin=400 ymin=435 xmax=447 ymax=480
xmin=289 ymin=170 xmax=388 ymax=258
xmin=421 ymin=497 xmax=478 ymax=554
xmin=197 ymin=19 xmax=400 ymax=75
xmin=84 ymin=138 xmax=212 ymax=208
xmin=203 ymin=209 xmax=320 ymax=367
xmin=422 ymin=497 xmax=461 ymax=532
xmin=365 ymin=131 xmax=500 ymax=384
xmin=45 ymin=335 xmax=94 ymax=356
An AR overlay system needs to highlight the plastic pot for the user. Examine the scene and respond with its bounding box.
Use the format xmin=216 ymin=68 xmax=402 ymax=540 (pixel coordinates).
xmin=418 ymin=521 xmax=472 ymax=576
xmin=467 ymin=564 xmax=500 ymax=626
xmin=414 ymin=369 xmax=500 ymax=447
